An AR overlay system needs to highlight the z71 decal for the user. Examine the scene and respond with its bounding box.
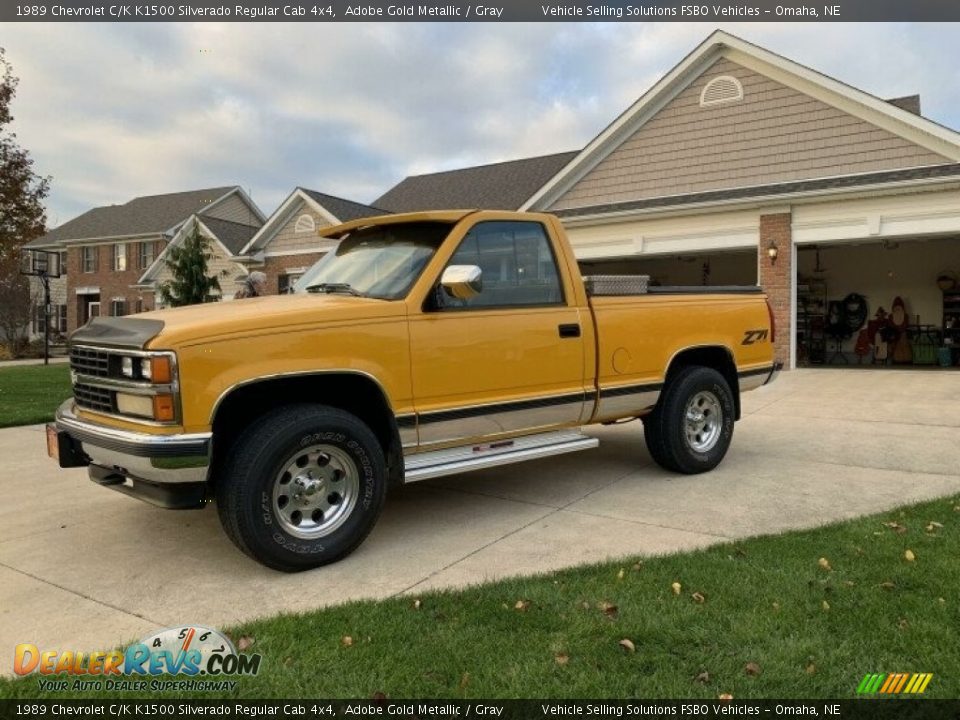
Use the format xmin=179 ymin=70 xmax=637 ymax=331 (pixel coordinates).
xmin=742 ymin=329 xmax=769 ymax=345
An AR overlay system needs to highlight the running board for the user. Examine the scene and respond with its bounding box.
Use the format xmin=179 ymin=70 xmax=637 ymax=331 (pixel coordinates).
xmin=404 ymin=429 xmax=599 ymax=483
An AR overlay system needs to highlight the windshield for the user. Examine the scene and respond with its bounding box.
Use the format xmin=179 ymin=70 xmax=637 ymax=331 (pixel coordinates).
xmin=293 ymin=221 xmax=453 ymax=300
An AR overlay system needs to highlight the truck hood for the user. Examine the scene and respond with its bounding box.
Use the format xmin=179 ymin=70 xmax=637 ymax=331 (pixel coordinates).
xmin=71 ymin=294 xmax=407 ymax=350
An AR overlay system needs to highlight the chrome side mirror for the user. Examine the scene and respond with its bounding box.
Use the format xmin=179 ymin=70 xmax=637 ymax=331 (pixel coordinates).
xmin=440 ymin=265 xmax=482 ymax=300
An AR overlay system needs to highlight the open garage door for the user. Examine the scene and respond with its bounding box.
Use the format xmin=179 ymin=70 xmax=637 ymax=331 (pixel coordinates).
xmin=796 ymin=236 xmax=960 ymax=368
xmin=579 ymin=248 xmax=756 ymax=287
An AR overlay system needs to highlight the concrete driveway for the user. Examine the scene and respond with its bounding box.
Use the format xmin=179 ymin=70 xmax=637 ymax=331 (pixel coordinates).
xmin=2 ymin=369 xmax=959 ymax=675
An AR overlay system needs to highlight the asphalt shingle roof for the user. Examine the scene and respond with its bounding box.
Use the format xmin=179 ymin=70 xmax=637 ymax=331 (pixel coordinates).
xmin=200 ymin=217 xmax=261 ymax=255
xmin=25 ymin=186 xmax=238 ymax=248
xmin=373 ymin=151 xmax=578 ymax=213
xmin=300 ymin=189 xmax=386 ymax=222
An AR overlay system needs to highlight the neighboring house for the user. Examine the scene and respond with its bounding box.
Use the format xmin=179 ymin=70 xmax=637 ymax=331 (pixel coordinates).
xmin=235 ymin=187 xmax=385 ymax=293
xmin=376 ymin=30 xmax=960 ymax=369
xmin=24 ymin=186 xmax=265 ymax=333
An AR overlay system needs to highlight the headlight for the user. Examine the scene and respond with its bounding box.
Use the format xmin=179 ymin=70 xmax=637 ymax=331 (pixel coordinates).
xmin=121 ymin=356 xmax=135 ymax=378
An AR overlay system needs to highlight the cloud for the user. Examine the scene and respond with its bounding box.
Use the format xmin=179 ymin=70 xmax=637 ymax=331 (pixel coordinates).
xmin=2 ymin=22 xmax=958 ymax=226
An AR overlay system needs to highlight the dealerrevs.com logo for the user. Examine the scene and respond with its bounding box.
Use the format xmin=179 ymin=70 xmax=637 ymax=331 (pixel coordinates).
xmin=15 ymin=625 xmax=262 ymax=692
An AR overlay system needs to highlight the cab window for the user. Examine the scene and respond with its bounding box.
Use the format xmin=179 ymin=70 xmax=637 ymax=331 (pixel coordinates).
xmin=436 ymin=221 xmax=564 ymax=309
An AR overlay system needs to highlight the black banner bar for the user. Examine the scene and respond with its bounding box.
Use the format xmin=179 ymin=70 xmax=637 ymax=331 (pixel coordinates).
xmin=3 ymin=0 xmax=960 ymax=22
xmin=3 ymin=700 xmax=960 ymax=720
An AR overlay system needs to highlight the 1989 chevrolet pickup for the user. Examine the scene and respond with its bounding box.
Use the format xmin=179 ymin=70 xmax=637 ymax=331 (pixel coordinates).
xmin=48 ymin=210 xmax=780 ymax=571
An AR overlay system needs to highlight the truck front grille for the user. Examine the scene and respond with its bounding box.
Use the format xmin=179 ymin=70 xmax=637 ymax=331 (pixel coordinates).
xmin=73 ymin=383 xmax=115 ymax=414
xmin=70 ymin=347 xmax=111 ymax=378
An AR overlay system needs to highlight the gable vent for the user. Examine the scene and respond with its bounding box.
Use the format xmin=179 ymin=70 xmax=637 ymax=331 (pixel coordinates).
xmin=294 ymin=213 xmax=316 ymax=233
xmin=700 ymin=76 xmax=743 ymax=107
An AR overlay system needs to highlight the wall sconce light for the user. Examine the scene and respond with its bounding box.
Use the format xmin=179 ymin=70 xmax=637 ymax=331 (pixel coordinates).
xmin=767 ymin=240 xmax=779 ymax=264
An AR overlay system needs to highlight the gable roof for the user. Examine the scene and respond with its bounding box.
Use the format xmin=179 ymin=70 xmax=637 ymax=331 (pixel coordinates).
xmin=374 ymin=151 xmax=579 ymax=212
xmin=522 ymin=30 xmax=960 ymax=212
xmin=299 ymin=189 xmax=385 ymax=222
xmin=199 ymin=217 xmax=261 ymax=255
xmin=26 ymin=186 xmax=241 ymax=248
xmin=238 ymin=187 xmax=387 ymax=256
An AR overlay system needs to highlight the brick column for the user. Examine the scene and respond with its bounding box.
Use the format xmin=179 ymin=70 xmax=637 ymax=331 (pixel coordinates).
xmin=758 ymin=213 xmax=792 ymax=367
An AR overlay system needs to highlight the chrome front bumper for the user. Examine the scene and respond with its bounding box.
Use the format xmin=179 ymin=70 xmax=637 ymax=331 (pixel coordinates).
xmin=54 ymin=400 xmax=212 ymax=508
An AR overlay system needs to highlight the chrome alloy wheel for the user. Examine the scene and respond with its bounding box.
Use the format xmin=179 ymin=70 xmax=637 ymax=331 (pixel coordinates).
xmin=684 ymin=390 xmax=723 ymax=453
xmin=272 ymin=444 xmax=360 ymax=539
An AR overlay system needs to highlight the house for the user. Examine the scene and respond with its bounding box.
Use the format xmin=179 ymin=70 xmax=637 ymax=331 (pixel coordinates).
xmin=376 ymin=30 xmax=960 ymax=369
xmin=24 ymin=186 xmax=265 ymax=333
xmin=233 ymin=187 xmax=385 ymax=292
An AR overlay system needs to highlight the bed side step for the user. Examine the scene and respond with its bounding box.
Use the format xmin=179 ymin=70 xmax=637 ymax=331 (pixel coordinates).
xmin=403 ymin=429 xmax=598 ymax=483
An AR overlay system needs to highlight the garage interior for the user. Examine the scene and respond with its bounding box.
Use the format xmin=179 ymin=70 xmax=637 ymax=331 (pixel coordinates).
xmin=796 ymin=235 xmax=960 ymax=368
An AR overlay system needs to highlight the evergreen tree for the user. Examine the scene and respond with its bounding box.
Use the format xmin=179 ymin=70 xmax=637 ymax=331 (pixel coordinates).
xmin=157 ymin=225 xmax=221 ymax=307
xmin=0 ymin=47 xmax=51 ymax=352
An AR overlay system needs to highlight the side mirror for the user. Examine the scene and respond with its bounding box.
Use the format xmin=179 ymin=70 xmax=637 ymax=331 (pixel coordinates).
xmin=440 ymin=265 xmax=482 ymax=300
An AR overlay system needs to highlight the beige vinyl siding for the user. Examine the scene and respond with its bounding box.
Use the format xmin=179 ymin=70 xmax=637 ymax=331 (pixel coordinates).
xmin=267 ymin=204 xmax=336 ymax=255
xmin=552 ymin=58 xmax=950 ymax=211
xmin=153 ymin=233 xmax=247 ymax=300
xmin=202 ymin=192 xmax=260 ymax=227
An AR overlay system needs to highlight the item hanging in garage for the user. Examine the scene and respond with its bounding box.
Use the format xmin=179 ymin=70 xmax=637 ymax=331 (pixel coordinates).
xmin=890 ymin=296 xmax=913 ymax=364
xmin=825 ymin=300 xmax=851 ymax=364
xmin=872 ymin=307 xmax=891 ymax=363
xmin=842 ymin=293 xmax=868 ymax=332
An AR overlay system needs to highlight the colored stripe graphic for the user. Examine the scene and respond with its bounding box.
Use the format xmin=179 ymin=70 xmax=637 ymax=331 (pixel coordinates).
xmin=858 ymin=672 xmax=933 ymax=694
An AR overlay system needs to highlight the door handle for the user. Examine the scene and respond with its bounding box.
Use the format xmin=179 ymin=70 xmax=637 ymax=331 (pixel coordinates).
xmin=558 ymin=323 xmax=581 ymax=338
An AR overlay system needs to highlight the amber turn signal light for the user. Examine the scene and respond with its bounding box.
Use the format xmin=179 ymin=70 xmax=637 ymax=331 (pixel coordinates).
xmin=153 ymin=394 xmax=176 ymax=422
xmin=148 ymin=356 xmax=173 ymax=384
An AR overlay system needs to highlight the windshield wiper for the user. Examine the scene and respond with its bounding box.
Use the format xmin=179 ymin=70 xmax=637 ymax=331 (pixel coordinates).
xmin=305 ymin=282 xmax=365 ymax=297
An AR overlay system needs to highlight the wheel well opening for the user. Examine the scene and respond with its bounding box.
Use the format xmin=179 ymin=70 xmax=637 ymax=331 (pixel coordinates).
xmin=210 ymin=374 xmax=402 ymax=486
xmin=666 ymin=347 xmax=741 ymax=419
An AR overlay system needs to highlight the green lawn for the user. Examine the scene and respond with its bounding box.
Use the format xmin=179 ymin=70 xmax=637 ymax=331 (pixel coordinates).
xmin=2 ymin=495 xmax=958 ymax=700
xmin=0 ymin=364 xmax=72 ymax=428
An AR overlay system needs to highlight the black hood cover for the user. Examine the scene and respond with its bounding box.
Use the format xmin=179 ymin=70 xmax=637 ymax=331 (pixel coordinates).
xmin=70 ymin=317 xmax=165 ymax=350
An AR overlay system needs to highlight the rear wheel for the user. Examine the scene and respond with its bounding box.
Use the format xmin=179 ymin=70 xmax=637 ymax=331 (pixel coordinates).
xmin=642 ymin=366 xmax=734 ymax=474
xmin=216 ymin=404 xmax=386 ymax=572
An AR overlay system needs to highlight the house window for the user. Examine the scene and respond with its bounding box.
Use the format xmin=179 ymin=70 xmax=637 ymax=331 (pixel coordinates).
xmin=111 ymin=299 xmax=126 ymax=317
xmin=58 ymin=251 xmax=67 ymax=275
xmin=138 ymin=241 xmax=156 ymax=269
xmin=294 ymin=214 xmax=316 ymax=234
xmin=57 ymin=304 xmax=67 ymax=332
xmin=113 ymin=243 xmax=127 ymax=271
xmin=278 ymin=272 xmax=303 ymax=294
xmin=82 ymin=246 xmax=98 ymax=273
xmin=34 ymin=306 xmax=46 ymax=335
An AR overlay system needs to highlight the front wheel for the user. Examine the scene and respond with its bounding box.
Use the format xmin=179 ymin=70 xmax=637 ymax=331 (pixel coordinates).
xmin=215 ymin=404 xmax=387 ymax=572
xmin=643 ymin=366 xmax=735 ymax=474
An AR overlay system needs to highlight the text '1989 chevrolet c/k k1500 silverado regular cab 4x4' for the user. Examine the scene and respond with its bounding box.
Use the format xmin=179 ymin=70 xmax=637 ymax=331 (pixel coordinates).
xmin=47 ymin=210 xmax=780 ymax=571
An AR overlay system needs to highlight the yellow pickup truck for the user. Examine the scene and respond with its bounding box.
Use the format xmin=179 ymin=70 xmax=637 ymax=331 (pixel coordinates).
xmin=49 ymin=210 xmax=779 ymax=571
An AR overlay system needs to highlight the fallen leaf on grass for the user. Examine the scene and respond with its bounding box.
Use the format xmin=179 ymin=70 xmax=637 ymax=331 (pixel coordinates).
xmin=340 ymin=636 xmax=353 ymax=647
xmin=671 ymin=582 xmax=682 ymax=596
xmin=806 ymin=663 xmax=817 ymax=675
xmin=692 ymin=592 xmax=706 ymax=604
xmin=883 ymin=521 xmax=907 ymax=534
xmin=843 ymin=581 xmax=856 ymax=587
xmin=633 ymin=562 xmax=644 ymax=572
xmin=718 ymin=694 xmax=733 ymax=701
xmin=772 ymin=602 xmax=781 ymax=611
xmin=618 ymin=638 xmax=636 ymax=653
xmin=515 ymin=600 xmax=531 ymax=611
xmin=459 ymin=672 xmax=470 ymax=689
xmin=412 ymin=599 xmax=422 ymax=610
xmin=694 ymin=671 xmax=711 ymax=684
xmin=617 ymin=568 xmax=625 ymax=580
xmin=237 ymin=636 xmax=254 ymax=651
xmin=926 ymin=522 xmax=943 ymax=532
xmin=555 ymin=653 xmax=570 ymax=666
xmin=904 ymin=549 xmax=916 ymax=562
xmin=599 ymin=602 xmax=619 ymax=618
xmin=822 ymin=601 xmax=831 ymax=612
xmin=898 ymin=617 xmax=909 ymax=630
xmin=580 ymin=601 xmax=591 ymax=610
xmin=938 ymin=597 xmax=946 ymax=604
xmin=818 ymin=557 xmax=832 ymax=571
xmin=879 ymin=581 xmax=896 ymax=590
xmin=745 ymin=662 xmax=762 ymax=677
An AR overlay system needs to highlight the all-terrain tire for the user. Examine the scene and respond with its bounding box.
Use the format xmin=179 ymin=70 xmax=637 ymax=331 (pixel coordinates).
xmin=642 ymin=366 xmax=735 ymax=475
xmin=215 ymin=404 xmax=387 ymax=572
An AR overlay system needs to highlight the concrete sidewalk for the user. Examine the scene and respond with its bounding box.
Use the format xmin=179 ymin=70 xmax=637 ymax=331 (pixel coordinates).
xmin=2 ymin=369 xmax=959 ymax=675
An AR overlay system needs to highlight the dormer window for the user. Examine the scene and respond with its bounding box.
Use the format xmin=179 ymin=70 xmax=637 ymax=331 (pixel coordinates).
xmin=700 ymin=76 xmax=744 ymax=107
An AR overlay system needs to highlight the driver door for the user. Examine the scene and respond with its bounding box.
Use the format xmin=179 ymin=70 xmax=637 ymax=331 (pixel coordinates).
xmin=408 ymin=220 xmax=587 ymax=448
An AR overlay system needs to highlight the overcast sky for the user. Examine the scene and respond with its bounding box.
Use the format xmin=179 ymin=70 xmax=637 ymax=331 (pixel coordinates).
xmin=2 ymin=22 xmax=959 ymax=226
